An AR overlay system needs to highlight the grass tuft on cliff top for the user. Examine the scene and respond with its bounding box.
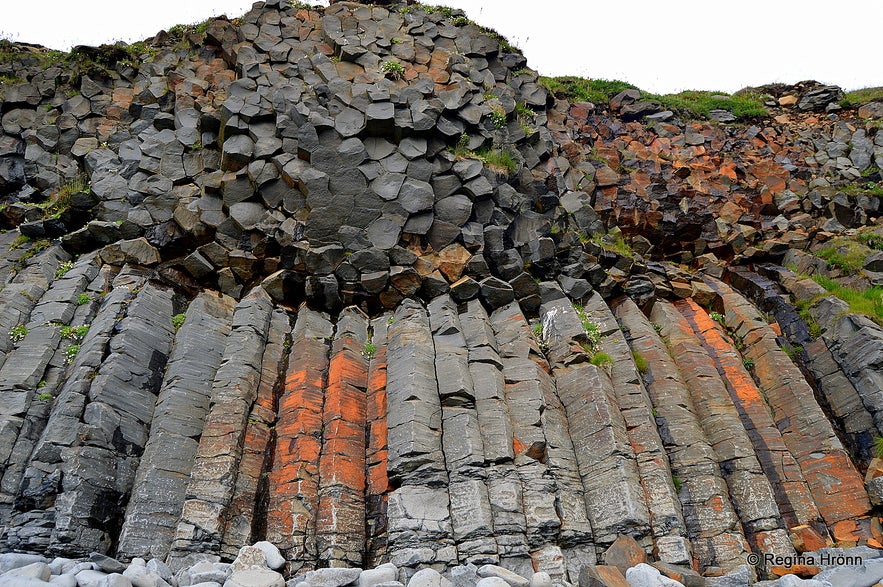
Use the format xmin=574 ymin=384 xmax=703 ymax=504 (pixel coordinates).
xmin=539 ymin=75 xmax=768 ymax=121
xmin=840 ymin=86 xmax=883 ymax=109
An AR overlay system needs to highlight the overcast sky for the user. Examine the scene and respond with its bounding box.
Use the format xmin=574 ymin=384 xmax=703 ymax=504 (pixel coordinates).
xmin=2 ymin=1 xmax=881 ymax=95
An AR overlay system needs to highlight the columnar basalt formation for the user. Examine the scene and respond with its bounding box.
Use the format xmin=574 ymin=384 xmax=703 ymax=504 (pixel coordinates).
xmin=1 ymin=0 xmax=883 ymax=583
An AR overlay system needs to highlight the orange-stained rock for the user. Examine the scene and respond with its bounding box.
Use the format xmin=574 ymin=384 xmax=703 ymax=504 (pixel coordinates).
xmin=578 ymin=565 xmax=630 ymax=587
xmin=771 ymin=565 xmax=821 ymax=578
xmin=603 ymin=535 xmax=647 ymax=575
xmin=265 ymin=309 xmax=332 ymax=573
xmin=790 ymin=525 xmax=831 ymax=553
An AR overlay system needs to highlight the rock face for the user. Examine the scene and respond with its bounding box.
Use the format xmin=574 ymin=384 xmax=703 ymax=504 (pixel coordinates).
xmin=0 ymin=1 xmax=882 ymax=585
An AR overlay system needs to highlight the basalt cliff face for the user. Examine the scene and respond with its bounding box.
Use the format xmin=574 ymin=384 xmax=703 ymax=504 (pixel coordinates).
xmin=1 ymin=1 xmax=883 ymax=584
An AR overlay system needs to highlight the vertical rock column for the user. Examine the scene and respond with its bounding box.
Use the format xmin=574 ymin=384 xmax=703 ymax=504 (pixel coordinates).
xmin=460 ymin=300 xmax=531 ymax=572
xmin=0 ymin=246 xmax=67 ymax=374
xmin=365 ymin=314 xmax=391 ymax=568
xmin=538 ymin=294 xmax=650 ymax=558
xmin=385 ymin=299 xmax=455 ymax=573
xmin=653 ymin=295 xmax=822 ymax=533
xmin=0 ymin=255 xmax=99 ymax=512
xmin=265 ymin=307 xmax=332 ymax=573
xmin=6 ymin=269 xmax=146 ymax=554
xmin=616 ymin=299 xmax=750 ymax=572
xmin=52 ymin=281 xmax=176 ymax=556
xmin=170 ymin=288 xmax=273 ymax=565
xmin=488 ymin=302 xmax=565 ymax=580
xmin=584 ymin=295 xmax=690 ymax=565
xmin=428 ymin=296 xmax=498 ymax=566
xmin=116 ymin=292 xmax=236 ymax=560
xmin=668 ymin=299 xmax=794 ymax=556
xmin=317 ymin=307 xmax=369 ymax=567
xmin=704 ymin=276 xmax=872 ymax=542
xmin=221 ymin=308 xmax=291 ymax=559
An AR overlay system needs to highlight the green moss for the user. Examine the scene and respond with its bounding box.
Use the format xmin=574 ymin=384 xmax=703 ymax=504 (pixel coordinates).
xmin=672 ymin=475 xmax=682 ymax=492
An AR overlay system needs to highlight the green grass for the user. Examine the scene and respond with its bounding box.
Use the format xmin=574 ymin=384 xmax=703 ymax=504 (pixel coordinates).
xmin=795 ymin=297 xmax=823 ymax=338
xmin=532 ymin=322 xmax=543 ymax=339
xmin=816 ymin=240 xmax=871 ymax=274
xmin=841 ymin=87 xmax=883 ymax=109
xmin=9 ymin=234 xmax=30 ymax=251
xmin=589 ymin=233 xmax=634 ymax=257
xmin=655 ymin=90 xmax=768 ymax=120
xmin=590 ymin=352 xmax=613 ymax=368
xmin=842 ymin=181 xmax=883 ymax=199
xmin=538 ymin=76 xmax=767 ymax=121
xmin=875 ymin=435 xmax=883 ymax=459
xmin=474 ymin=147 xmax=517 ymax=174
xmin=812 ymin=275 xmax=883 ymax=325
xmin=632 ymin=351 xmax=648 ymax=374
xmin=857 ymin=231 xmax=883 ymax=251
xmin=362 ymin=342 xmax=377 ymax=358
xmin=539 ymin=76 xmax=639 ymax=105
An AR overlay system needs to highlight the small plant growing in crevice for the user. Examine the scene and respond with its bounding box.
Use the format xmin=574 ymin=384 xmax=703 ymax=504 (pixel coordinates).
xmin=381 ymin=60 xmax=405 ymax=80
xmin=632 ymin=351 xmax=648 ymax=374
xmin=55 ymin=261 xmax=73 ymax=279
xmin=653 ymin=323 xmax=663 ymax=335
xmin=38 ymin=392 xmax=53 ymax=401
xmin=64 ymin=344 xmax=80 ymax=365
xmin=573 ymin=304 xmax=602 ymax=353
xmin=60 ymin=324 xmax=89 ymax=342
xmin=9 ymin=234 xmax=30 ymax=251
xmin=532 ymin=322 xmax=544 ymax=339
xmin=742 ymin=357 xmax=755 ymax=370
xmin=672 ymin=475 xmax=682 ymax=492
xmin=172 ymin=313 xmax=186 ymax=332
xmin=709 ymin=311 xmax=726 ymax=326
xmin=488 ymin=107 xmax=507 ymax=129
xmin=362 ymin=342 xmax=377 ymax=358
xmin=77 ymin=293 xmax=91 ymax=306
xmin=875 ymin=435 xmax=883 ymax=459
xmin=9 ymin=324 xmax=27 ymax=343
xmin=590 ymin=352 xmax=613 ymax=368
xmin=387 ymin=316 xmax=396 ymax=326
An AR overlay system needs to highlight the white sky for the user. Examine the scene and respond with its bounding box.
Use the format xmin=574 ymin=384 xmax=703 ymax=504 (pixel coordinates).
xmin=2 ymin=0 xmax=881 ymax=95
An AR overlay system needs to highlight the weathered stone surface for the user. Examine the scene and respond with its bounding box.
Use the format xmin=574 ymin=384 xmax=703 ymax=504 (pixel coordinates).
xmin=117 ymin=293 xmax=235 ymax=560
